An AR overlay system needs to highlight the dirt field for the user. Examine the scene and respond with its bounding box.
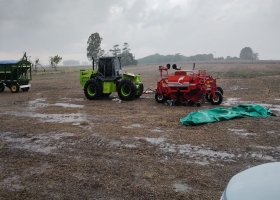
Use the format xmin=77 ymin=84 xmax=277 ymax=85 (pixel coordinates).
xmin=1 ymin=62 xmax=280 ymax=200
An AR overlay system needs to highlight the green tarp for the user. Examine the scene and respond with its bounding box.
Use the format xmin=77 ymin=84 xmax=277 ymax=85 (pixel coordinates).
xmin=180 ymin=104 xmax=276 ymax=126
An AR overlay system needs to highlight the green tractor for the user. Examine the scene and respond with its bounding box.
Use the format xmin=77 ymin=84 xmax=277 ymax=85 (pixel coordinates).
xmin=80 ymin=57 xmax=143 ymax=100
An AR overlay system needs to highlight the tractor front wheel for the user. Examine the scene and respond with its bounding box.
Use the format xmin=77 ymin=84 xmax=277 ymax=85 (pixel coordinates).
xmin=155 ymin=93 xmax=165 ymax=103
xmin=210 ymin=91 xmax=223 ymax=105
xmin=0 ymin=83 xmax=5 ymax=92
xmin=84 ymin=79 xmax=102 ymax=100
xmin=117 ymin=79 xmax=136 ymax=101
xmin=10 ymin=83 xmax=19 ymax=93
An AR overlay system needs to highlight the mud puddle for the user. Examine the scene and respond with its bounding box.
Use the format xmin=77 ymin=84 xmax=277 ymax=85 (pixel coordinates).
xmin=28 ymin=98 xmax=84 ymax=111
xmin=0 ymin=132 xmax=74 ymax=154
xmin=1 ymin=111 xmax=87 ymax=124
xmin=222 ymin=98 xmax=280 ymax=113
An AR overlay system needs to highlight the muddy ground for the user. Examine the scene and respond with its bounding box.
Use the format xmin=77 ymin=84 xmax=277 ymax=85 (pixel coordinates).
xmin=1 ymin=62 xmax=280 ymax=200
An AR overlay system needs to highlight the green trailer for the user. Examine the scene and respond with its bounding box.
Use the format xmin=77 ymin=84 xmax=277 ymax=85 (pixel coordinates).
xmin=0 ymin=59 xmax=32 ymax=93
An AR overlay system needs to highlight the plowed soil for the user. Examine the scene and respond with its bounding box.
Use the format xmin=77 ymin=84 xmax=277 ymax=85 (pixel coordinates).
xmin=1 ymin=61 xmax=280 ymax=200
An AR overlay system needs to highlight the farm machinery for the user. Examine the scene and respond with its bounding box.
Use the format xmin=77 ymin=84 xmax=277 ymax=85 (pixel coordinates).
xmin=80 ymin=56 xmax=143 ymax=100
xmin=155 ymin=64 xmax=223 ymax=106
xmin=0 ymin=53 xmax=32 ymax=93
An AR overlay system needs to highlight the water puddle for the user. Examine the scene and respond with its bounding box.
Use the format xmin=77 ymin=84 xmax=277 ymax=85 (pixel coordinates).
xmin=136 ymin=137 xmax=276 ymax=163
xmin=150 ymin=128 xmax=164 ymax=133
xmin=267 ymin=131 xmax=276 ymax=134
xmin=228 ymin=128 xmax=256 ymax=136
xmin=138 ymin=137 xmax=234 ymax=162
xmin=186 ymin=160 xmax=210 ymax=166
xmin=254 ymin=145 xmax=275 ymax=150
xmin=0 ymin=132 xmax=74 ymax=154
xmin=250 ymin=153 xmax=276 ymax=161
xmin=61 ymin=98 xmax=85 ymax=102
xmin=53 ymin=103 xmax=84 ymax=108
xmin=230 ymin=86 xmax=248 ymax=91
xmin=1 ymin=175 xmax=24 ymax=191
xmin=173 ymin=183 xmax=192 ymax=193
xmin=28 ymin=98 xmax=84 ymax=110
xmin=112 ymin=98 xmax=122 ymax=103
xmin=222 ymin=99 xmax=280 ymax=114
xmin=122 ymin=123 xmax=143 ymax=128
xmin=2 ymin=111 xmax=87 ymax=123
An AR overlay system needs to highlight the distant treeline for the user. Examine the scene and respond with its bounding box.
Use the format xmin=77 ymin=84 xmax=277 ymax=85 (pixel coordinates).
xmin=137 ymin=53 xmax=239 ymax=64
xmin=63 ymin=60 xmax=89 ymax=66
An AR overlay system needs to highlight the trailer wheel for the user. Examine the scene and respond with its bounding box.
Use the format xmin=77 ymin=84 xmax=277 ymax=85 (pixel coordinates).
xmin=84 ymin=79 xmax=102 ymax=100
xmin=0 ymin=83 xmax=5 ymax=92
xmin=135 ymin=83 xmax=144 ymax=98
xmin=10 ymin=83 xmax=19 ymax=93
xmin=21 ymin=87 xmax=30 ymax=92
xmin=117 ymin=79 xmax=136 ymax=101
xmin=210 ymin=91 xmax=223 ymax=105
xmin=155 ymin=93 xmax=165 ymax=103
xmin=217 ymin=86 xmax=224 ymax=95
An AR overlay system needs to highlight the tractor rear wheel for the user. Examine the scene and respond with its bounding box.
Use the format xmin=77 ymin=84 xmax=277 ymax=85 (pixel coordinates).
xmin=117 ymin=79 xmax=136 ymax=101
xmin=84 ymin=79 xmax=102 ymax=100
xmin=210 ymin=91 xmax=223 ymax=105
xmin=10 ymin=83 xmax=19 ymax=93
xmin=135 ymin=83 xmax=144 ymax=98
xmin=21 ymin=87 xmax=30 ymax=92
xmin=155 ymin=93 xmax=165 ymax=103
xmin=0 ymin=83 xmax=5 ymax=92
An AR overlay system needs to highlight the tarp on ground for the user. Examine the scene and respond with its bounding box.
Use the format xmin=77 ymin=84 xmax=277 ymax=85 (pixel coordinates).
xmin=180 ymin=104 xmax=276 ymax=126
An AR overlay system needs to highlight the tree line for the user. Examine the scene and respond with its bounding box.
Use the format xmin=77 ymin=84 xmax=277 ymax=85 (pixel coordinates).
xmin=87 ymin=33 xmax=138 ymax=66
xmin=138 ymin=47 xmax=259 ymax=64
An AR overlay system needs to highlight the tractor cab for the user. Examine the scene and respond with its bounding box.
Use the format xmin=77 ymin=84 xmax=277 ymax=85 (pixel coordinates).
xmin=97 ymin=57 xmax=122 ymax=79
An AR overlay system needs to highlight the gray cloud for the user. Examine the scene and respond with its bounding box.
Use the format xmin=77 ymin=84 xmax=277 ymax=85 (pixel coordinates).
xmin=0 ymin=0 xmax=279 ymax=64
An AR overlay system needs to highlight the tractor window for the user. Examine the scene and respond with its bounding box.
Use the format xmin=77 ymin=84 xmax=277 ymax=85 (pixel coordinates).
xmin=114 ymin=58 xmax=122 ymax=76
xmin=98 ymin=59 xmax=113 ymax=77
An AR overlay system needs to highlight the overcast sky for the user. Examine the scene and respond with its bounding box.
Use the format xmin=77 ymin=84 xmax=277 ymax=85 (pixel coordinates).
xmin=0 ymin=0 xmax=279 ymax=65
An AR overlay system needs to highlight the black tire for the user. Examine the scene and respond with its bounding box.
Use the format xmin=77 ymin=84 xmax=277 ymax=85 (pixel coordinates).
xmin=135 ymin=83 xmax=144 ymax=98
xmin=210 ymin=91 xmax=223 ymax=105
xmin=155 ymin=93 xmax=165 ymax=103
xmin=84 ymin=79 xmax=102 ymax=100
xmin=0 ymin=83 xmax=5 ymax=92
xmin=10 ymin=83 xmax=19 ymax=93
xmin=217 ymin=86 xmax=224 ymax=95
xmin=117 ymin=79 xmax=137 ymax=101
xmin=21 ymin=87 xmax=30 ymax=92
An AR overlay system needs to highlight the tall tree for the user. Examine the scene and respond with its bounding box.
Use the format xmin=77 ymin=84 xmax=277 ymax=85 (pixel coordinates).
xmin=239 ymin=47 xmax=259 ymax=60
xmin=87 ymin=33 xmax=104 ymax=62
xmin=121 ymin=43 xmax=130 ymax=66
xmin=120 ymin=43 xmax=138 ymax=66
xmin=109 ymin=44 xmax=121 ymax=56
